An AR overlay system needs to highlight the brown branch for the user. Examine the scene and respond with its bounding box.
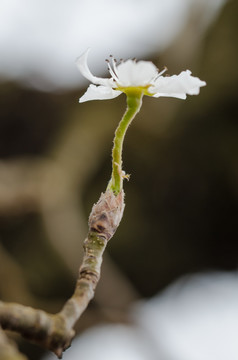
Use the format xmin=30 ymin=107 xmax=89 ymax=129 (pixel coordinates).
xmin=0 ymin=189 xmax=125 ymax=359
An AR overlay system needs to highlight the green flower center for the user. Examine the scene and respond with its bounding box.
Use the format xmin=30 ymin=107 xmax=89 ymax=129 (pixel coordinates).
xmin=116 ymin=85 xmax=154 ymax=97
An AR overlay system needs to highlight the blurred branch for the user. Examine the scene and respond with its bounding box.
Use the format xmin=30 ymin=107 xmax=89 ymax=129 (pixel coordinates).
xmin=0 ymin=327 xmax=27 ymax=360
xmin=0 ymin=243 xmax=33 ymax=305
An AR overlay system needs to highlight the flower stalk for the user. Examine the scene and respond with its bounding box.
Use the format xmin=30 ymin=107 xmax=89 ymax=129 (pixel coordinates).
xmin=108 ymin=92 xmax=143 ymax=195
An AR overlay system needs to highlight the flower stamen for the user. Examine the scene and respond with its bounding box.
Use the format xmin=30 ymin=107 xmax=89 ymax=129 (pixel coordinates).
xmin=109 ymin=55 xmax=120 ymax=78
xmin=153 ymin=66 xmax=168 ymax=82
xmin=106 ymin=58 xmax=120 ymax=84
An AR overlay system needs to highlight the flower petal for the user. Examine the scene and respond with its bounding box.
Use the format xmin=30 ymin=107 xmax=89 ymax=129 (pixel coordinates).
xmin=79 ymin=84 xmax=122 ymax=103
xmin=116 ymin=60 xmax=158 ymax=87
xmin=76 ymin=48 xmax=112 ymax=87
xmin=150 ymin=70 xmax=206 ymax=99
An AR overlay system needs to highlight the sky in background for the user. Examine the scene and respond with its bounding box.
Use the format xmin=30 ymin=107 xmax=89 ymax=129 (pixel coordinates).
xmin=0 ymin=0 xmax=226 ymax=90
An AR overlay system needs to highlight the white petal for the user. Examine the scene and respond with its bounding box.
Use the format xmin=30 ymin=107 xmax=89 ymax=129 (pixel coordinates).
xmin=152 ymin=92 xmax=187 ymax=99
xmin=116 ymin=60 xmax=158 ymax=87
xmin=76 ymin=48 xmax=112 ymax=87
xmin=79 ymin=84 xmax=122 ymax=103
xmin=150 ymin=70 xmax=206 ymax=99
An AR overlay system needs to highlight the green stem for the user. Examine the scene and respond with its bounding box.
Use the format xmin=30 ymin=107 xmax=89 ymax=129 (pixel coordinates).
xmin=108 ymin=92 xmax=143 ymax=195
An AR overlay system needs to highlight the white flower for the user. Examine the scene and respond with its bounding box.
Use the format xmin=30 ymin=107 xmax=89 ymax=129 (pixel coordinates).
xmin=76 ymin=49 xmax=206 ymax=103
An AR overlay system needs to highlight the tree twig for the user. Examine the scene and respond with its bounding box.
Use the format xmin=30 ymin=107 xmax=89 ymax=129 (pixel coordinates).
xmin=0 ymin=189 xmax=125 ymax=358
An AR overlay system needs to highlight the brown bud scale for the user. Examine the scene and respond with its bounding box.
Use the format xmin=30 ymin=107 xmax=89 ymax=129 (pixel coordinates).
xmin=88 ymin=190 xmax=125 ymax=241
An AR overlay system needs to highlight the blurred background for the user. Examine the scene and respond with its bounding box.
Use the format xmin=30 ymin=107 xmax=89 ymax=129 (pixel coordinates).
xmin=0 ymin=0 xmax=238 ymax=359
